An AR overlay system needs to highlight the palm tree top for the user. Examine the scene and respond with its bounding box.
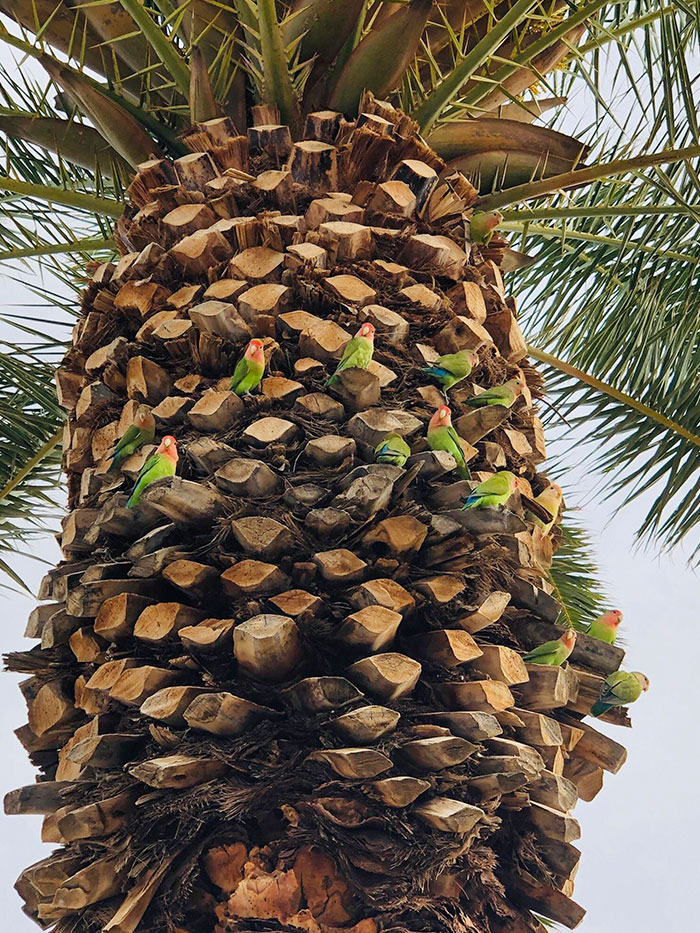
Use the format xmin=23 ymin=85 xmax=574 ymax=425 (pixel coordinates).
xmin=1 ymin=0 xmax=700 ymax=586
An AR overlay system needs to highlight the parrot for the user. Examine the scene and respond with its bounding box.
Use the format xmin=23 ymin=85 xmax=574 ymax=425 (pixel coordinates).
xmin=126 ymin=435 xmax=178 ymax=508
xmin=466 ymin=376 xmax=525 ymax=409
xmin=107 ymin=405 xmax=155 ymax=473
xmin=230 ymin=338 xmax=265 ymax=395
xmin=591 ymin=670 xmax=649 ymax=718
xmin=326 ymin=322 xmax=375 ymax=386
xmin=427 ymin=405 xmax=471 ymax=479
xmin=528 ymin=483 xmax=563 ymax=533
xmin=461 ymin=470 xmax=518 ymax=510
xmin=470 ymin=209 xmax=503 ymax=245
xmin=423 ymin=349 xmax=479 ymax=394
xmin=374 ymin=433 xmax=411 ymax=467
xmin=522 ymin=629 xmax=577 ymax=666
xmin=587 ymin=609 xmax=623 ymax=644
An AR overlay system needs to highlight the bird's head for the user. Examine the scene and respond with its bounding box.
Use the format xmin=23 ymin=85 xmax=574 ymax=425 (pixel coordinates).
xmin=357 ymin=322 xmax=375 ymax=340
xmin=245 ymin=338 xmax=265 ymax=362
xmin=634 ymin=672 xmax=650 ymax=692
xmin=158 ymin=435 xmax=178 ymax=461
xmin=561 ymin=629 xmax=577 ymax=650
xmin=135 ymin=407 xmax=155 ymax=431
xmin=604 ymin=609 xmax=623 ymax=629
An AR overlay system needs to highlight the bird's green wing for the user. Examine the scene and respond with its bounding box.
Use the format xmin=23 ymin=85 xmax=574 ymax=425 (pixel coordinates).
xmin=446 ymin=425 xmax=465 ymax=453
xmin=473 ymin=473 xmax=511 ymax=497
xmin=608 ymin=674 xmax=641 ymax=704
xmin=112 ymin=423 xmax=140 ymax=457
xmin=524 ymin=639 xmax=561 ymax=659
xmin=230 ymin=356 xmax=250 ymax=387
xmin=439 ymin=352 xmax=472 ymax=377
xmin=134 ymin=451 xmax=161 ymax=485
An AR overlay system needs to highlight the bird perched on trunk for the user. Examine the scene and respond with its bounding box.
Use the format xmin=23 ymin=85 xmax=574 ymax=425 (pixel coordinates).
xmin=230 ymin=339 xmax=265 ymax=395
xmin=528 ymin=483 xmax=563 ymax=533
xmin=470 ymin=209 xmax=503 ymax=245
xmin=326 ymin=322 xmax=375 ymax=386
xmin=375 ymin=433 xmax=411 ymax=467
xmin=466 ymin=376 xmax=525 ymax=408
xmin=523 ymin=629 xmax=577 ymax=666
xmin=587 ymin=609 xmax=623 ymax=644
xmin=427 ymin=405 xmax=471 ymax=479
xmin=591 ymin=670 xmax=649 ymax=718
xmin=107 ymin=406 xmax=155 ymax=472
xmin=423 ymin=349 xmax=479 ymax=394
xmin=461 ymin=470 xmax=518 ymax=509
xmin=127 ymin=436 xmax=178 ymax=508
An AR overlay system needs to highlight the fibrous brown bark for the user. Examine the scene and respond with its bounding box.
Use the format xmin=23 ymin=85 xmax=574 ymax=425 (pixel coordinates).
xmin=7 ymin=94 xmax=633 ymax=933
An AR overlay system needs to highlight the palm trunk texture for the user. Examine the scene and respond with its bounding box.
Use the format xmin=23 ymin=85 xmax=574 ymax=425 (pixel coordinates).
xmin=7 ymin=96 xmax=630 ymax=933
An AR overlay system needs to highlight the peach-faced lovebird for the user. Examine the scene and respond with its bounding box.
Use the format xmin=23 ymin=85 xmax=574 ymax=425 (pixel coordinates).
xmin=523 ymin=629 xmax=576 ymax=666
xmin=466 ymin=376 xmax=524 ymax=409
xmin=470 ymin=209 xmax=503 ymax=245
xmin=591 ymin=670 xmax=649 ymax=718
xmin=423 ymin=349 xmax=479 ymax=394
xmin=230 ymin=338 xmax=265 ymax=395
xmin=108 ymin=405 xmax=155 ymax=472
xmin=375 ymin=433 xmax=411 ymax=467
xmin=326 ymin=322 xmax=375 ymax=386
xmin=587 ymin=609 xmax=623 ymax=644
xmin=427 ymin=405 xmax=471 ymax=479
xmin=529 ymin=483 xmax=563 ymax=533
xmin=461 ymin=470 xmax=518 ymax=510
xmin=127 ymin=435 xmax=178 ymax=508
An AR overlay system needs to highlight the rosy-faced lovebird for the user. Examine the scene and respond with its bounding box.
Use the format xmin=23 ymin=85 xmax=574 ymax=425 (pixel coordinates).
xmin=529 ymin=483 xmax=563 ymax=533
xmin=108 ymin=405 xmax=155 ymax=472
xmin=461 ymin=470 xmax=518 ymax=510
xmin=427 ymin=405 xmax=471 ymax=479
xmin=466 ymin=376 xmax=525 ymax=408
xmin=326 ymin=322 xmax=375 ymax=386
xmin=587 ymin=609 xmax=623 ymax=644
xmin=523 ymin=629 xmax=576 ymax=666
xmin=374 ymin=433 xmax=411 ymax=467
xmin=423 ymin=349 xmax=479 ymax=393
xmin=591 ymin=670 xmax=649 ymax=718
xmin=470 ymin=209 xmax=503 ymax=245
xmin=230 ymin=338 xmax=265 ymax=395
xmin=127 ymin=435 xmax=178 ymax=508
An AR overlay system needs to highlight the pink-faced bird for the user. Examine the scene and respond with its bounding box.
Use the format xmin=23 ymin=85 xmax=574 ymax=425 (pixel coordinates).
xmin=522 ymin=629 xmax=577 ymax=666
xmin=326 ymin=322 xmax=375 ymax=386
xmin=230 ymin=338 xmax=265 ymax=395
xmin=108 ymin=405 xmax=155 ymax=472
xmin=127 ymin=435 xmax=178 ymax=508
xmin=427 ymin=405 xmax=471 ymax=479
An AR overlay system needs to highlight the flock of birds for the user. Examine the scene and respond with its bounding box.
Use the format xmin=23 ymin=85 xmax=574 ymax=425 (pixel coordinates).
xmin=105 ymin=322 xmax=649 ymax=718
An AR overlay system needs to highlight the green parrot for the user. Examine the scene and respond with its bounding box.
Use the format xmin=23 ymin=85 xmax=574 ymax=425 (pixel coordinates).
xmin=466 ymin=377 xmax=525 ymax=408
xmin=375 ymin=433 xmax=411 ymax=467
xmin=127 ymin=435 xmax=178 ymax=508
xmin=108 ymin=405 xmax=155 ymax=472
xmin=469 ymin=209 xmax=503 ymax=245
xmin=522 ymin=629 xmax=577 ymax=666
xmin=461 ymin=470 xmax=518 ymax=510
xmin=326 ymin=322 xmax=375 ymax=386
xmin=527 ymin=483 xmax=563 ymax=533
xmin=230 ymin=338 xmax=265 ymax=395
xmin=423 ymin=349 xmax=479 ymax=393
xmin=591 ymin=670 xmax=649 ymax=718
xmin=427 ymin=405 xmax=471 ymax=479
xmin=587 ymin=610 xmax=623 ymax=644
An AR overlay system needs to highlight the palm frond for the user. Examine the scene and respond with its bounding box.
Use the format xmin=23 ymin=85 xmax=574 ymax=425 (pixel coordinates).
xmin=548 ymin=521 xmax=609 ymax=631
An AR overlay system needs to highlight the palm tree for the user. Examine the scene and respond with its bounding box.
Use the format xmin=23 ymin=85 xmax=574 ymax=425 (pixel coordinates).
xmin=1 ymin=2 xmax=697 ymax=931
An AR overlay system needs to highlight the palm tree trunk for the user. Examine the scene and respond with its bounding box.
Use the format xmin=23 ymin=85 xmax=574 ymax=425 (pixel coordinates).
xmin=8 ymin=97 xmax=628 ymax=933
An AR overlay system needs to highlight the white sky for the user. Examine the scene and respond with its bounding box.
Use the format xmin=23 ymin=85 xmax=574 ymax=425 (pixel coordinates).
xmin=0 ymin=24 xmax=699 ymax=933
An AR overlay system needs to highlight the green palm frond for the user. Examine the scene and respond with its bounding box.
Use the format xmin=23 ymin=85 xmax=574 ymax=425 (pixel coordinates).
xmin=548 ymin=521 xmax=608 ymax=631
